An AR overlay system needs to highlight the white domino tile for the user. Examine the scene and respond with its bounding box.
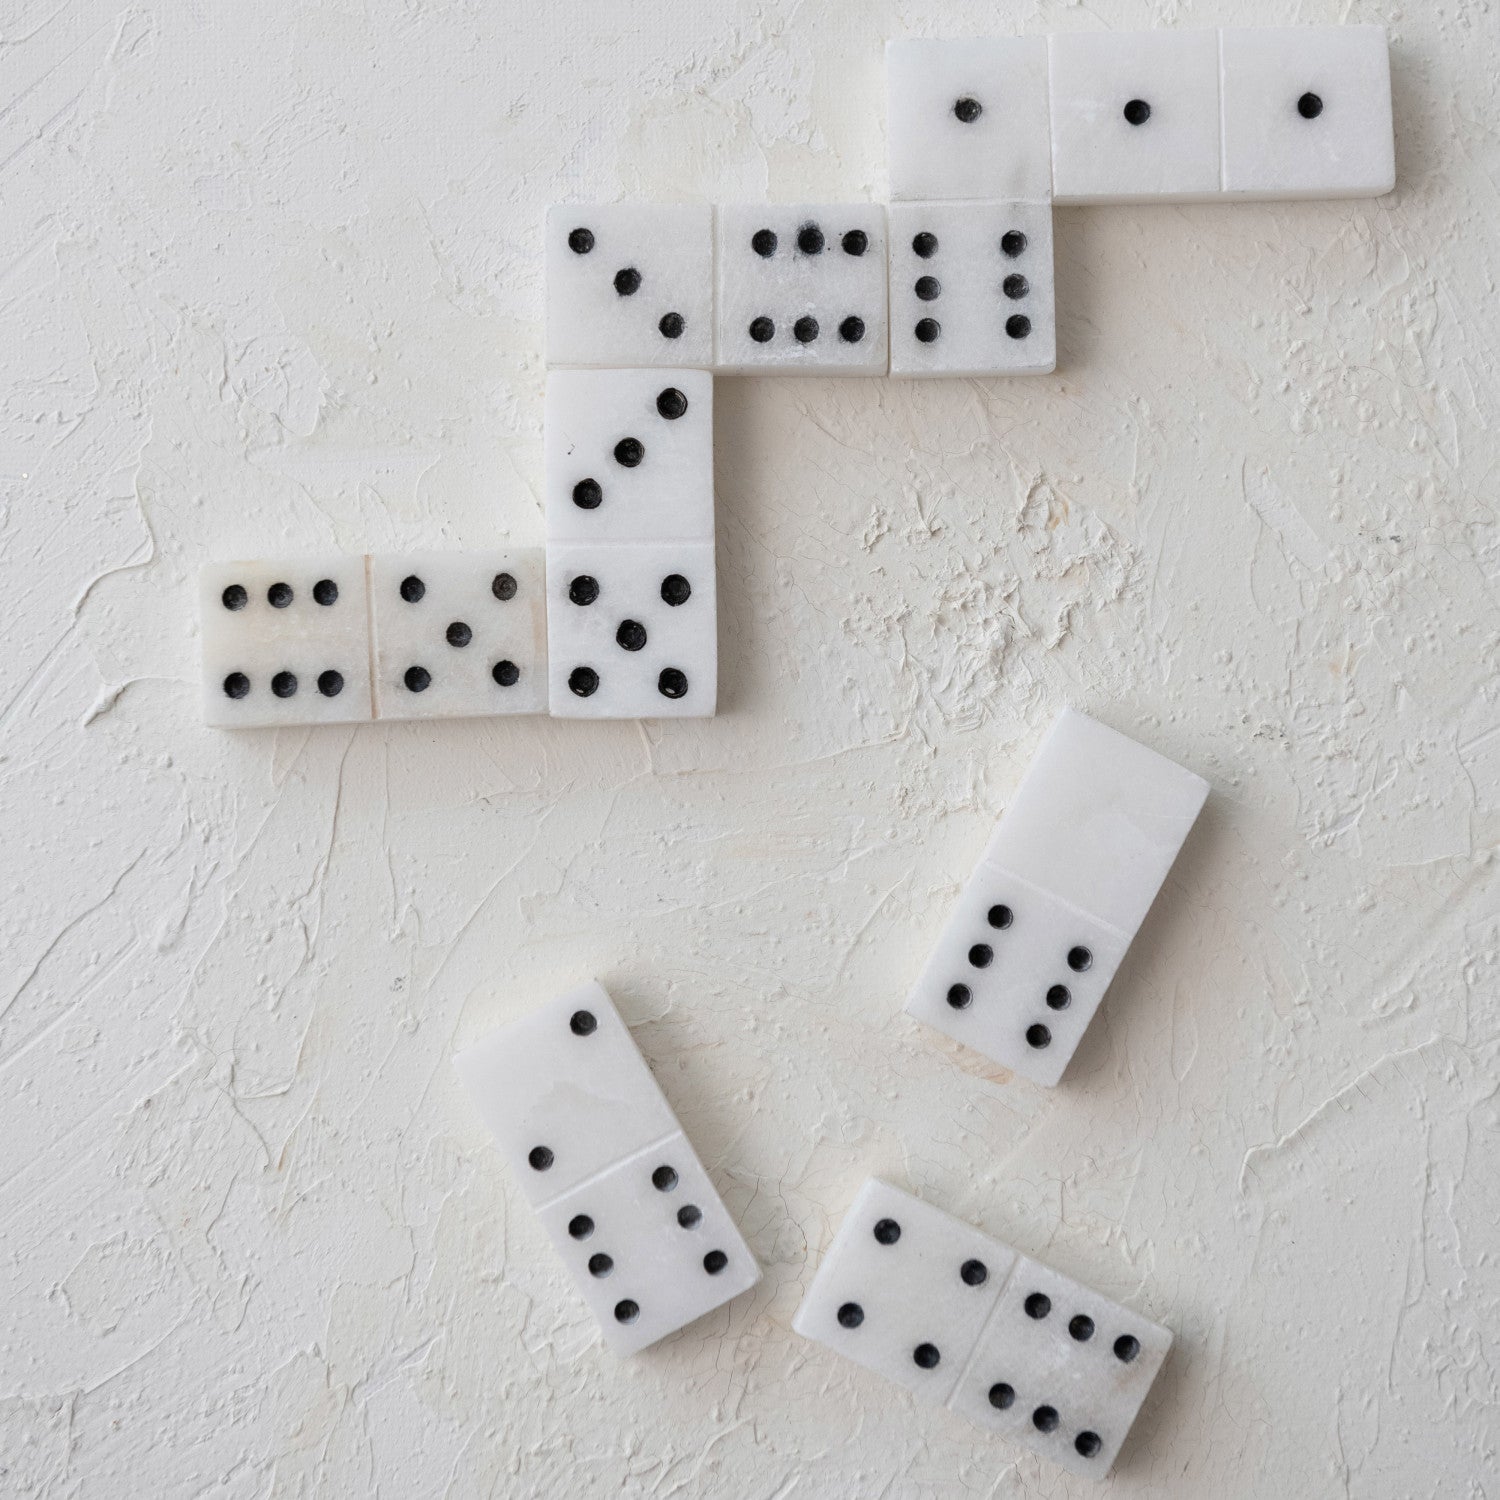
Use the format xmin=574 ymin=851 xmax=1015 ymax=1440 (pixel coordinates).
xmin=948 ymin=1250 xmax=1174 ymax=1476
xmin=886 ymin=37 xmax=1052 ymax=203
xmin=1049 ymin=29 xmax=1222 ymax=204
xmin=1219 ymin=25 xmax=1395 ymax=200
xmin=715 ymin=204 xmax=889 ymax=375
xmin=536 ymin=1132 xmax=760 ymax=1356
xmin=546 ymin=541 xmax=717 ymax=719
xmin=906 ymin=708 xmax=1208 ymax=1085
xmin=454 ymin=982 xmax=680 ymax=1206
xmin=793 ymin=1180 xmax=1013 ymax=1403
xmin=454 ymin=981 xmax=760 ymax=1355
xmin=795 ymin=1180 xmax=1173 ymax=1476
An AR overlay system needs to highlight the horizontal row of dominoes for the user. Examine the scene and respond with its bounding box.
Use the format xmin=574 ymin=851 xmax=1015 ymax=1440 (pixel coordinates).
xmin=890 ymin=26 xmax=1394 ymax=205
xmin=200 ymin=544 xmax=716 ymax=726
xmin=455 ymin=988 xmax=1172 ymax=1478
xmin=549 ymin=202 xmax=1056 ymax=378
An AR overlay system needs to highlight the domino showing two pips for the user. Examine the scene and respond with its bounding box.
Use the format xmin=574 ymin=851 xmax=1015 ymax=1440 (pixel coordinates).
xmin=455 ymin=708 xmax=1205 ymax=1476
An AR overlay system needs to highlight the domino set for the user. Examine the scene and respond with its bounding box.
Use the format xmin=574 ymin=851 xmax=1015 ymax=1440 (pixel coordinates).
xmin=192 ymin=18 xmax=1397 ymax=1481
xmin=198 ymin=23 xmax=1395 ymax=728
xmin=455 ymin=707 xmax=1207 ymax=1477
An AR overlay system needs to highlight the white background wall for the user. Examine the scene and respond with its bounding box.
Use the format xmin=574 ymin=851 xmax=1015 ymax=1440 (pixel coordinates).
xmin=3 ymin=1 xmax=1496 ymax=1495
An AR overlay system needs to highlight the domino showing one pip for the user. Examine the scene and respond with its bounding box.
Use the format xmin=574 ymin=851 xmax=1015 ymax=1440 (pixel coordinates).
xmin=906 ymin=708 xmax=1208 ymax=1086
xmin=1217 ymin=25 xmax=1395 ymax=200
xmin=1044 ymin=24 xmax=1393 ymax=204
xmin=454 ymin=981 xmax=760 ymax=1354
xmin=795 ymin=1180 xmax=1172 ymax=1477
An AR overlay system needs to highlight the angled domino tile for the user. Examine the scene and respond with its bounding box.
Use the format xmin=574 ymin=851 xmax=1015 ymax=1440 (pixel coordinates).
xmin=368 ymin=550 xmax=547 ymax=719
xmin=906 ymin=708 xmax=1208 ymax=1085
xmin=454 ymin=981 xmax=759 ymax=1355
xmin=715 ymin=205 xmax=889 ymax=375
xmin=795 ymin=1181 xmax=1172 ymax=1476
xmin=888 ymin=201 xmax=1056 ymax=377
xmin=1219 ymin=25 xmax=1395 ymax=200
xmin=544 ymin=369 xmax=713 ymax=543
xmin=886 ymin=37 xmax=1052 ymax=202
xmin=546 ymin=204 xmax=714 ymax=369
xmin=200 ymin=556 xmax=374 ymax=728
xmin=1049 ymin=29 xmax=1222 ymax=203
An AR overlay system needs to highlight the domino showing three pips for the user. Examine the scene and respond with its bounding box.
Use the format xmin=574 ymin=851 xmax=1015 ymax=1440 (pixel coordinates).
xmin=455 ymin=707 xmax=1208 ymax=1477
xmin=199 ymin=23 xmax=1395 ymax=729
xmin=201 ymin=22 xmax=1376 ymax=1470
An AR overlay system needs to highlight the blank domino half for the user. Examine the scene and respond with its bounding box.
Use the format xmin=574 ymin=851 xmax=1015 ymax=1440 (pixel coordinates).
xmin=905 ymin=708 xmax=1208 ymax=1085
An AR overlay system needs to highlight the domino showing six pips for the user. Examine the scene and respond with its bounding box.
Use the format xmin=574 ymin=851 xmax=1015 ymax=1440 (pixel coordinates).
xmin=195 ymin=21 xmax=1394 ymax=1479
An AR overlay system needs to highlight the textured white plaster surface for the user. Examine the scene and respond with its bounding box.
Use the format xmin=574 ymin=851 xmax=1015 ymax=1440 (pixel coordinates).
xmin=2 ymin=2 xmax=1497 ymax=1497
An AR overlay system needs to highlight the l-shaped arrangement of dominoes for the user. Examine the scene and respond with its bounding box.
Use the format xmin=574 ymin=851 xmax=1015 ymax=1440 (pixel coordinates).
xmin=197 ymin=24 xmax=1395 ymax=1479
